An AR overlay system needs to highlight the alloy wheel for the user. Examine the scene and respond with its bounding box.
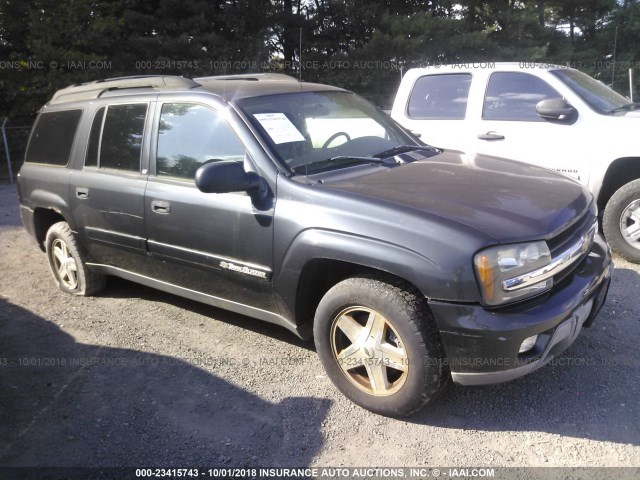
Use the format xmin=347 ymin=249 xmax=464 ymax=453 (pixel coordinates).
xmin=619 ymin=199 xmax=640 ymax=250
xmin=330 ymin=306 xmax=409 ymax=396
xmin=51 ymin=238 xmax=79 ymax=290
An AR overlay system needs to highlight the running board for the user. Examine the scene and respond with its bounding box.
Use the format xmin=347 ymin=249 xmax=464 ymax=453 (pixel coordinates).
xmin=86 ymin=263 xmax=301 ymax=337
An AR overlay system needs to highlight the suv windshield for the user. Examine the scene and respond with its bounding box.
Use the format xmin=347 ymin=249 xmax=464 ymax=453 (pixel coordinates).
xmin=550 ymin=68 xmax=630 ymax=114
xmin=237 ymin=91 xmax=419 ymax=173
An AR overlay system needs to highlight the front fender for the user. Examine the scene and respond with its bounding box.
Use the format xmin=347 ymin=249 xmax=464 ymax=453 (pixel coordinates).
xmin=273 ymin=228 xmax=480 ymax=325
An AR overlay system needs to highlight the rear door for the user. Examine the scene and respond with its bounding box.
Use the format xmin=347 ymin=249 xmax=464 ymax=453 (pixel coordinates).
xmin=393 ymin=72 xmax=473 ymax=150
xmin=69 ymin=101 xmax=155 ymax=276
xmin=144 ymin=99 xmax=277 ymax=312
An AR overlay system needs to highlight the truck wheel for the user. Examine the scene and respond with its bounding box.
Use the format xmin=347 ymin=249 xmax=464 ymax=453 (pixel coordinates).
xmin=313 ymin=275 xmax=445 ymax=417
xmin=45 ymin=221 xmax=105 ymax=295
xmin=603 ymin=179 xmax=640 ymax=263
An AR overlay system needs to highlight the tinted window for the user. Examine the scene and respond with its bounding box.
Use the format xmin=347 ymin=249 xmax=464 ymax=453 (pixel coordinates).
xmin=85 ymin=106 xmax=105 ymax=167
xmin=156 ymin=103 xmax=245 ymax=180
xmin=100 ymin=104 xmax=148 ymax=171
xmin=483 ymin=72 xmax=559 ymax=121
xmin=407 ymin=74 xmax=471 ymax=119
xmin=25 ymin=110 xmax=82 ymax=165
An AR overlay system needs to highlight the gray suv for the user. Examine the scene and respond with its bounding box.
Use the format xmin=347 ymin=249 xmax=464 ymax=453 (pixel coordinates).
xmin=18 ymin=74 xmax=612 ymax=416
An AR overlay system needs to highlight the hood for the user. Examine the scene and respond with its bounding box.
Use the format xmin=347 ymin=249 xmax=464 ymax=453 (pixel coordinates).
xmin=319 ymin=152 xmax=591 ymax=243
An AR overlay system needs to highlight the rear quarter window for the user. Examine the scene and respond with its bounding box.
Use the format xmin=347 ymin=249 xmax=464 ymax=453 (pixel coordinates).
xmin=25 ymin=110 xmax=83 ymax=166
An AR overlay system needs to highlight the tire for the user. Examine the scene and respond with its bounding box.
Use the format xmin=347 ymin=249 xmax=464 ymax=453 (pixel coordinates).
xmin=603 ymin=179 xmax=640 ymax=263
xmin=313 ymin=275 xmax=446 ymax=417
xmin=45 ymin=221 xmax=105 ymax=296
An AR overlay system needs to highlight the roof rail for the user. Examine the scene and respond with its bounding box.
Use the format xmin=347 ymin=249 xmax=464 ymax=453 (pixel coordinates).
xmin=49 ymin=76 xmax=200 ymax=104
xmin=194 ymin=73 xmax=298 ymax=83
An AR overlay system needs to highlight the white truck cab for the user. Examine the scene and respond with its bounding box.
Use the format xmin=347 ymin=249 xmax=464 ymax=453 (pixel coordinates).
xmin=392 ymin=62 xmax=640 ymax=262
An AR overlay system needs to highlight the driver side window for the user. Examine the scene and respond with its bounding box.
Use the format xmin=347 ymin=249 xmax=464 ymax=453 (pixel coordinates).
xmin=483 ymin=72 xmax=560 ymax=121
xmin=156 ymin=103 xmax=245 ymax=180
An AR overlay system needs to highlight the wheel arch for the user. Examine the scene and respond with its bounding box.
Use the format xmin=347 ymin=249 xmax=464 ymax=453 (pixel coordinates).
xmin=597 ymin=157 xmax=640 ymax=214
xmin=293 ymin=259 xmax=422 ymax=340
xmin=33 ymin=208 xmax=68 ymax=251
xmin=274 ymin=229 xmax=464 ymax=340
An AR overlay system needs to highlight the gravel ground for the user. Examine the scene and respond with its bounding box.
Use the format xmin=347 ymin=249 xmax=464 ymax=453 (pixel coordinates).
xmin=0 ymin=183 xmax=639 ymax=470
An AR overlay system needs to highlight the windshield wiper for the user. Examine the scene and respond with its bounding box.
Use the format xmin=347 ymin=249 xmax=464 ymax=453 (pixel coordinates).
xmin=290 ymin=155 xmax=398 ymax=174
xmin=608 ymin=102 xmax=640 ymax=114
xmin=329 ymin=155 xmax=399 ymax=164
xmin=291 ymin=145 xmax=442 ymax=174
xmin=372 ymin=144 xmax=439 ymax=158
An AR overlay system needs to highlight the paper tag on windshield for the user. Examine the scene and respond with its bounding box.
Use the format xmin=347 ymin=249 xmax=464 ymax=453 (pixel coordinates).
xmin=253 ymin=113 xmax=305 ymax=144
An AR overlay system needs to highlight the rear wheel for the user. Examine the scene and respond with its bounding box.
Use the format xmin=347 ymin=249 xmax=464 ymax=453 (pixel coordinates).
xmin=45 ymin=221 xmax=105 ymax=295
xmin=314 ymin=275 xmax=445 ymax=417
xmin=603 ymin=179 xmax=640 ymax=263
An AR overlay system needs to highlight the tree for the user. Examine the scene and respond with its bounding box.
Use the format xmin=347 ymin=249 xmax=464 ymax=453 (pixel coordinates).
xmin=1 ymin=0 xmax=638 ymax=120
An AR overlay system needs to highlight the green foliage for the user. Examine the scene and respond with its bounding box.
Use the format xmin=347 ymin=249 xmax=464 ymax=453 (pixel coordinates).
xmin=1 ymin=0 xmax=640 ymax=120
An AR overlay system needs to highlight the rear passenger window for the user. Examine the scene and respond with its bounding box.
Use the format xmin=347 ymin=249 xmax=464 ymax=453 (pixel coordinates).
xmin=99 ymin=104 xmax=148 ymax=171
xmin=25 ymin=110 xmax=82 ymax=165
xmin=483 ymin=72 xmax=559 ymax=121
xmin=156 ymin=103 xmax=245 ymax=180
xmin=407 ymin=74 xmax=471 ymax=119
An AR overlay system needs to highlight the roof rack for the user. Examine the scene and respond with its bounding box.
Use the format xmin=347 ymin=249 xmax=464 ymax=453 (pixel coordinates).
xmin=49 ymin=76 xmax=200 ymax=104
xmin=194 ymin=73 xmax=297 ymax=83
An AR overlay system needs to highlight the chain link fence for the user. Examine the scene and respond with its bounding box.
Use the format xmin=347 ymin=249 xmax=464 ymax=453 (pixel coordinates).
xmin=1 ymin=119 xmax=32 ymax=184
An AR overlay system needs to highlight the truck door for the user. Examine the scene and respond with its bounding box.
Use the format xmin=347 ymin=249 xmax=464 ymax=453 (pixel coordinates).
xmin=69 ymin=102 xmax=155 ymax=277
xmin=473 ymin=71 xmax=589 ymax=183
xmin=144 ymin=101 xmax=277 ymax=313
xmin=395 ymin=73 xmax=473 ymax=151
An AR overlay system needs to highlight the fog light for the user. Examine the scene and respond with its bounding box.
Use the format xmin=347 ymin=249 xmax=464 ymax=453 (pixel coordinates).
xmin=519 ymin=335 xmax=538 ymax=354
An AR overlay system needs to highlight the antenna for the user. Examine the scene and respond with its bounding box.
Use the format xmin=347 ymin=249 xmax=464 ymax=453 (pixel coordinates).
xmin=611 ymin=26 xmax=618 ymax=89
xmin=299 ymin=27 xmax=302 ymax=81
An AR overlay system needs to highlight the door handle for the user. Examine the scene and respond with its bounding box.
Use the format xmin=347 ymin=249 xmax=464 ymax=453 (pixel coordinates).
xmin=151 ymin=200 xmax=171 ymax=214
xmin=76 ymin=187 xmax=89 ymax=199
xmin=477 ymin=132 xmax=505 ymax=141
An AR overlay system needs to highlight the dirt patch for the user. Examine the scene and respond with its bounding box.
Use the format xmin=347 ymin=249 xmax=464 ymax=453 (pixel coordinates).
xmin=0 ymin=183 xmax=638 ymax=468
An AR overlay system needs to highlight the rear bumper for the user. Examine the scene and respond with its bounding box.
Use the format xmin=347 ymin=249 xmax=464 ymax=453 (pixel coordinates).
xmin=429 ymin=234 xmax=612 ymax=386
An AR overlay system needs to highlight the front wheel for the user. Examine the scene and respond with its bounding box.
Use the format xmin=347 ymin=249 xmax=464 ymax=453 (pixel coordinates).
xmin=45 ymin=221 xmax=105 ymax=295
xmin=603 ymin=179 xmax=640 ymax=263
xmin=313 ymin=276 xmax=445 ymax=417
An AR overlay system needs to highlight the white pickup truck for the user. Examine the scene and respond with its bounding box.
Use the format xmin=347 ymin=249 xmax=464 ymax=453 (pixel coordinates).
xmin=392 ymin=62 xmax=640 ymax=262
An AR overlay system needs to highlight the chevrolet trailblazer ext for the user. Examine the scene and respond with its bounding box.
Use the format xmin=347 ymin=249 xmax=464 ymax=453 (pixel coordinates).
xmin=18 ymin=74 xmax=611 ymax=416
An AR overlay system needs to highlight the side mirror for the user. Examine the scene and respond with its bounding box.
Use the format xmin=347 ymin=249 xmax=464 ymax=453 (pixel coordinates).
xmin=536 ymin=98 xmax=577 ymax=121
xmin=195 ymin=161 xmax=267 ymax=200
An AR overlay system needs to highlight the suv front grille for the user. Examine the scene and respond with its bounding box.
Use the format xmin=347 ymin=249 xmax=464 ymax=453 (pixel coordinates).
xmin=502 ymin=217 xmax=597 ymax=294
xmin=549 ymin=214 xmax=598 ymax=286
xmin=547 ymin=212 xmax=594 ymax=256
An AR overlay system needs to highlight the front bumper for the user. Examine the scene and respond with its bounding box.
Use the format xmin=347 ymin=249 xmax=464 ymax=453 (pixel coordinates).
xmin=429 ymin=234 xmax=612 ymax=386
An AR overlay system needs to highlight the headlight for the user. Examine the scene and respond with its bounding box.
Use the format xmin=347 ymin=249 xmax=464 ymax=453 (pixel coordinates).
xmin=474 ymin=241 xmax=552 ymax=306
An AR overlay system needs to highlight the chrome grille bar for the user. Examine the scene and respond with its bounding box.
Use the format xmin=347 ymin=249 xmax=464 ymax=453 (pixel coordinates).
xmin=502 ymin=220 xmax=598 ymax=292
